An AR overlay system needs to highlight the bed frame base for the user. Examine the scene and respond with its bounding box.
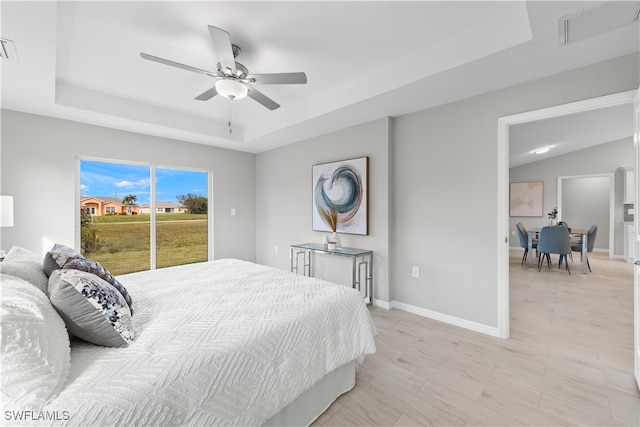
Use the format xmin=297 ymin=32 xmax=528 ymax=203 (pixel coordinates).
xmin=263 ymin=361 xmax=357 ymax=426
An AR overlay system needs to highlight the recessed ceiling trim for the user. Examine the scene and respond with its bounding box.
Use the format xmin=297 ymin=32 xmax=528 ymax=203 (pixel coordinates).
xmin=558 ymin=1 xmax=640 ymax=46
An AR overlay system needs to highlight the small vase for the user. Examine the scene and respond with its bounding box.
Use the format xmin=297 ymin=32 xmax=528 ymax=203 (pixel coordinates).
xmin=330 ymin=232 xmax=339 ymax=248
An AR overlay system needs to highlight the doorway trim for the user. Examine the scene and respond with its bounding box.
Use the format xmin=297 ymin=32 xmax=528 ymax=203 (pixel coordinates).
xmin=497 ymin=90 xmax=637 ymax=339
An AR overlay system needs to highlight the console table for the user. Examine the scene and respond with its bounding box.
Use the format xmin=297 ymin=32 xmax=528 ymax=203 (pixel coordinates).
xmin=289 ymin=243 xmax=373 ymax=305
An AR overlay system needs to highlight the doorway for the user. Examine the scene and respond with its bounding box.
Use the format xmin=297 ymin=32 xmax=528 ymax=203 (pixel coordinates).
xmin=497 ymin=90 xmax=636 ymax=338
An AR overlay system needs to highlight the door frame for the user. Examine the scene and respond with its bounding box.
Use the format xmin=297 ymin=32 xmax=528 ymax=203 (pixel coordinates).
xmin=497 ymin=89 xmax=637 ymax=339
xmin=633 ymin=88 xmax=639 ymax=391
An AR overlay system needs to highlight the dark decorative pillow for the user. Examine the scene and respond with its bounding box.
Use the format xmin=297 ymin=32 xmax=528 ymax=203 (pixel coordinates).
xmin=48 ymin=269 xmax=134 ymax=348
xmin=63 ymin=257 xmax=133 ymax=315
xmin=43 ymin=244 xmax=82 ymax=277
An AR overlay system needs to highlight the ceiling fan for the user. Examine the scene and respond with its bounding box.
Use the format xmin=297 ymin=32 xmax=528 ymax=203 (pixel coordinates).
xmin=140 ymin=25 xmax=307 ymax=111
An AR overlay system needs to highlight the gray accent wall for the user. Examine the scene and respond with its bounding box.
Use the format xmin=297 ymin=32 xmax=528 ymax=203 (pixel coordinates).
xmin=256 ymin=53 xmax=637 ymax=330
xmin=0 ymin=110 xmax=256 ymax=261
xmin=256 ymin=118 xmax=391 ymax=302
xmin=392 ymin=54 xmax=637 ymax=328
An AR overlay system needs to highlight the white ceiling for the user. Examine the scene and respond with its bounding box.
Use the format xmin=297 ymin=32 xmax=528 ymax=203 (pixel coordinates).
xmin=509 ymin=102 xmax=634 ymax=168
xmin=1 ymin=1 xmax=638 ymax=160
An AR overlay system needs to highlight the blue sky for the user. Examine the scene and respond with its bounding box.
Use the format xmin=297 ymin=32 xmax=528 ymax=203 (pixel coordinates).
xmin=80 ymin=160 xmax=207 ymax=205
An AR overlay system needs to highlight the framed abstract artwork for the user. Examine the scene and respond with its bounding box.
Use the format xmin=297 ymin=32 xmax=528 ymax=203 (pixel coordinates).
xmin=510 ymin=181 xmax=544 ymax=217
xmin=312 ymin=157 xmax=368 ymax=235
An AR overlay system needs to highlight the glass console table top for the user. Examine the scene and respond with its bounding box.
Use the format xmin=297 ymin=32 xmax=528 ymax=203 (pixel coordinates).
xmin=289 ymin=243 xmax=372 ymax=257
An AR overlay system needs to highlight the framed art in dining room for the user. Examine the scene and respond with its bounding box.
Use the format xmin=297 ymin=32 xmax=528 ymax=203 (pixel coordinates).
xmin=510 ymin=181 xmax=544 ymax=217
xmin=312 ymin=156 xmax=368 ymax=235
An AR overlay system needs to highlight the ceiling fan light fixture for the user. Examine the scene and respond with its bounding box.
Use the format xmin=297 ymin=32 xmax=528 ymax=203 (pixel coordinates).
xmin=215 ymin=79 xmax=247 ymax=100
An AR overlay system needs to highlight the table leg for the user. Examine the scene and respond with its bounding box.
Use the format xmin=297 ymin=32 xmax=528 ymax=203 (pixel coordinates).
xmin=368 ymin=253 xmax=373 ymax=305
xmin=290 ymin=248 xmax=311 ymax=276
xmin=527 ymin=232 xmax=534 ymax=267
xmin=352 ymin=254 xmax=373 ymax=306
xmin=582 ymin=234 xmax=588 ymax=274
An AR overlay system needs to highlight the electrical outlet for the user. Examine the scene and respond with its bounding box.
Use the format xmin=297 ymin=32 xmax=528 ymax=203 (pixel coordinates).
xmin=511 ymin=230 xmax=515 ymax=236
xmin=231 ymin=208 xmax=236 ymax=216
xmin=412 ymin=266 xmax=420 ymax=278
xmin=274 ymin=245 xmax=278 ymax=254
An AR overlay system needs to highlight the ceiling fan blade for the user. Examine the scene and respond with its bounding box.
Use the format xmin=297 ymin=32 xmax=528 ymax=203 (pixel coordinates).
xmin=247 ymin=72 xmax=307 ymax=85
xmin=208 ymin=26 xmax=236 ymax=75
xmin=247 ymin=87 xmax=280 ymax=110
xmin=140 ymin=52 xmax=215 ymax=76
xmin=195 ymin=87 xmax=218 ymax=101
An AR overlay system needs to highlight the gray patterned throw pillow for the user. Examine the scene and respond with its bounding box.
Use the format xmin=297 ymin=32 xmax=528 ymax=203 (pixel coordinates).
xmin=48 ymin=269 xmax=134 ymax=348
xmin=62 ymin=257 xmax=133 ymax=314
xmin=43 ymin=243 xmax=82 ymax=277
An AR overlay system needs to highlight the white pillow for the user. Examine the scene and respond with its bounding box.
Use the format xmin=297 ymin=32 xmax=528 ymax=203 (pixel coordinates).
xmin=0 ymin=246 xmax=48 ymax=295
xmin=0 ymin=273 xmax=71 ymax=411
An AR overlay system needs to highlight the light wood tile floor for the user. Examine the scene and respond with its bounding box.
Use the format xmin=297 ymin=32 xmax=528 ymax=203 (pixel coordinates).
xmin=313 ymin=250 xmax=639 ymax=426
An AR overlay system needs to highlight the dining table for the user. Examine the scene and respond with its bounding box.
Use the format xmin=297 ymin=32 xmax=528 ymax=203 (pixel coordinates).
xmin=527 ymin=227 xmax=590 ymax=273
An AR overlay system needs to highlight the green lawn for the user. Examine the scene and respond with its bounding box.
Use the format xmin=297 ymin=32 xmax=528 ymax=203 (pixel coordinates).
xmin=83 ymin=217 xmax=208 ymax=275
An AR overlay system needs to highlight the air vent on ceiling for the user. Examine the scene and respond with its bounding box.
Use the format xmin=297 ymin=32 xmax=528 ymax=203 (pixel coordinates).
xmin=0 ymin=37 xmax=19 ymax=61
xmin=558 ymin=1 xmax=640 ymax=46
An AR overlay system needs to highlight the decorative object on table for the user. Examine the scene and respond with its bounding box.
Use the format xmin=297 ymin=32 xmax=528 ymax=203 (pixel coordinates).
xmin=322 ymin=234 xmax=329 ymax=249
xmin=547 ymin=207 xmax=558 ymax=226
xmin=509 ymin=181 xmax=543 ymax=217
xmin=329 ymin=231 xmax=340 ymax=248
xmin=312 ymin=157 xmax=368 ymax=235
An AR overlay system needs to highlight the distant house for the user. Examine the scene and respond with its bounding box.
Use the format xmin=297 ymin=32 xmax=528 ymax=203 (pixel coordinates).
xmin=139 ymin=202 xmax=186 ymax=214
xmin=81 ymin=196 xmax=140 ymax=216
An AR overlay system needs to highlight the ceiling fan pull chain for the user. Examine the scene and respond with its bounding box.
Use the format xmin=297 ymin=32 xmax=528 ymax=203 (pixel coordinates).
xmin=228 ymin=99 xmax=232 ymax=134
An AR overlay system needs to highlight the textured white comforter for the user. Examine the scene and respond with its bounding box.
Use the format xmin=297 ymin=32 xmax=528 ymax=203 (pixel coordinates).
xmin=42 ymin=259 xmax=377 ymax=426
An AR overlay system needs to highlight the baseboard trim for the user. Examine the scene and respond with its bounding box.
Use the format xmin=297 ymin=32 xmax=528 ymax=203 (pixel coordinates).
xmin=372 ymin=299 xmax=391 ymax=310
xmin=388 ymin=300 xmax=502 ymax=338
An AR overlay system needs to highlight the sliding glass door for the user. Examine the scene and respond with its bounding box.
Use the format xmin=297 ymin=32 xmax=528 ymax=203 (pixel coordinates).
xmin=155 ymin=167 xmax=208 ymax=269
xmin=80 ymin=159 xmax=209 ymax=275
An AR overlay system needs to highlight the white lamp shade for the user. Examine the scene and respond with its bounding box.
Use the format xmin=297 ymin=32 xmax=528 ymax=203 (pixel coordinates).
xmin=215 ymin=79 xmax=248 ymax=100
xmin=0 ymin=196 xmax=14 ymax=227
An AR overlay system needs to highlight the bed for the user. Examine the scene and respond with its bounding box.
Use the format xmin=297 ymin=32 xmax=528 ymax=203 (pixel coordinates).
xmin=0 ymin=245 xmax=377 ymax=426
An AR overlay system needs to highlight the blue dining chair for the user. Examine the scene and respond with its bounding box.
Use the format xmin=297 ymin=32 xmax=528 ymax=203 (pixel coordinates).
xmin=516 ymin=223 xmax=537 ymax=265
xmin=571 ymin=225 xmax=597 ymax=272
xmin=537 ymin=226 xmax=572 ymax=275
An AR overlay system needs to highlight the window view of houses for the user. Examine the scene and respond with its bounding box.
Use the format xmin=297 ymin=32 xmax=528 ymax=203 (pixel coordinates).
xmin=80 ymin=160 xmax=208 ymax=274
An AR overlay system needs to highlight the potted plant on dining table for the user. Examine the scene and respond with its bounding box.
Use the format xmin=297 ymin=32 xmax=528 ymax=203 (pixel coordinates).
xmin=548 ymin=207 xmax=558 ymax=226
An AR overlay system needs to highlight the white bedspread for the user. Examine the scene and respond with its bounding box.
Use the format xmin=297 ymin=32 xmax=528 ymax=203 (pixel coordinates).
xmin=42 ymin=259 xmax=376 ymax=426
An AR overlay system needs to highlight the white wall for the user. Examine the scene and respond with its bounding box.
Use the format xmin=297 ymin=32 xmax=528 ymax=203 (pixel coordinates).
xmin=510 ymin=137 xmax=633 ymax=254
xmin=256 ymin=118 xmax=390 ymax=303
xmin=0 ymin=110 xmax=256 ymax=261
